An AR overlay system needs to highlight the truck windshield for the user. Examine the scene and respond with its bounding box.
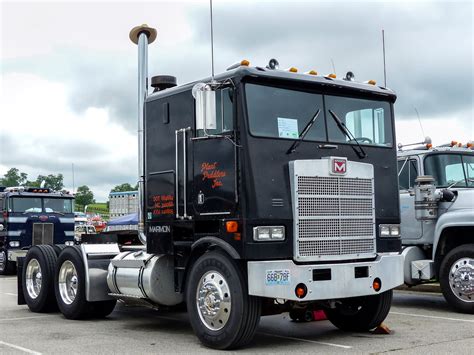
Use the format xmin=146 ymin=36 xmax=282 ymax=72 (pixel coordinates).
xmin=245 ymin=83 xmax=393 ymax=147
xmin=424 ymin=153 xmax=474 ymax=188
xmin=10 ymin=197 xmax=73 ymax=213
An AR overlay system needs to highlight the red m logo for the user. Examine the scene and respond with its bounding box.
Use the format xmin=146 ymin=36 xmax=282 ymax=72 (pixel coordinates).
xmin=333 ymin=159 xmax=347 ymax=174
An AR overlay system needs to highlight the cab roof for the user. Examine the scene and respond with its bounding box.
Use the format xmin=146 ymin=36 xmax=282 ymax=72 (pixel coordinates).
xmin=147 ymin=66 xmax=397 ymax=103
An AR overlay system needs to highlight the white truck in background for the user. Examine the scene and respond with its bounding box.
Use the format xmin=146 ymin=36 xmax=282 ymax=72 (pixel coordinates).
xmin=398 ymin=140 xmax=474 ymax=313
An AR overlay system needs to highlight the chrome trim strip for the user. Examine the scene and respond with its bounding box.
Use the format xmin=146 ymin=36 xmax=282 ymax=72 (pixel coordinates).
xmin=58 ymin=218 xmax=75 ymax=223
xmin=64 ymin=231 xmax=75 ymax=237
xmin=7 ymin=230 xmax=22 ymax=236
xmin=7 ymin=217 xmax=28 ymax=223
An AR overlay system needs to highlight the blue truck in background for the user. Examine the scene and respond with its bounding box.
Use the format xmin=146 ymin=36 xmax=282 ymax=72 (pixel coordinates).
xmin=0 ymin=186 xmax=75 ymax=274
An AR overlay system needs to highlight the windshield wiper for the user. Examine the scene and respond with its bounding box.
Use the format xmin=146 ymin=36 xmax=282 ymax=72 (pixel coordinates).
xmin=328 ymin=109 xmax=367 ymax=159
xmin=287 ymin=109 xmax=321 ymax=154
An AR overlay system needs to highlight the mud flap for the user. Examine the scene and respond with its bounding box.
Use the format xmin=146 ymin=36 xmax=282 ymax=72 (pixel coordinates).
xmin=17 ymin=256 xmax=26 ymax=305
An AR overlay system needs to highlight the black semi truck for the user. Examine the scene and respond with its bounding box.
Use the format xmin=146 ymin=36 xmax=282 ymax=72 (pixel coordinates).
xmin=18 ymin=25 xmax=403 ymax=349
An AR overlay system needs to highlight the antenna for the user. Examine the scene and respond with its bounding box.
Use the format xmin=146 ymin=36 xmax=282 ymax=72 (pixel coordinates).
xmin=209 ymin=0 xmax=215 ymax=82
xmin=382 ymin=29 xmax=387 ymax=87
xmin=414 ymin=106 xmax=426 ymax=138
xmin=330 ymin=58 xmax=336 ymax=75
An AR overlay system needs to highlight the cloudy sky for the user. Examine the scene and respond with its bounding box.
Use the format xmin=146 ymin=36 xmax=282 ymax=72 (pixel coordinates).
xmin=1 ymin=0 xmax=472 ymax=201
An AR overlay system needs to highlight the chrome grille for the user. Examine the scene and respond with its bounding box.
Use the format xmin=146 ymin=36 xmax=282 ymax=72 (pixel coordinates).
xmin=32 ymin=223 xmax=54 ymax=245
xmin=292 ymin=159 xmax=376 ymax=262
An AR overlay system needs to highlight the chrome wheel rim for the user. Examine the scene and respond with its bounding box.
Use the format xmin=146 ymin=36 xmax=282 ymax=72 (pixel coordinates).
xmin=58 ymin=260 xmax=78 ymax=305
xmin=0 ymin=251 xmax=6 ymax=271
xmin=25 ymin=259 xmax=42 ymax=299
xmin=449 ymin=257 xmax=474 ymax=302
xmin=196 ymin=271 xmax=231 ymax=331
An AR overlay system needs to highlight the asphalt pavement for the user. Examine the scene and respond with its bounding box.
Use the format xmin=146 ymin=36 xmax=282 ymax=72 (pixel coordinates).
xmin=0 ymin=275 xmax=473 ymax=354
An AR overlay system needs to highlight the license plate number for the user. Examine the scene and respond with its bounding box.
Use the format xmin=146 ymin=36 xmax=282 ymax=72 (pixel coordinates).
xmin=265 ymin=269 xmax=290 ymax=285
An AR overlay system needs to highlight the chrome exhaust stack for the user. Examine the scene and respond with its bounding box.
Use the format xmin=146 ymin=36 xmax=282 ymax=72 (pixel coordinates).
xmin=129 ymin=24 xmax=157 ymax=245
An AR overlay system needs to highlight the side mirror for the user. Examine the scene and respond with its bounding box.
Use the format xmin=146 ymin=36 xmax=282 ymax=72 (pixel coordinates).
xmin=193 ymin=83 xmax=216 ymax=131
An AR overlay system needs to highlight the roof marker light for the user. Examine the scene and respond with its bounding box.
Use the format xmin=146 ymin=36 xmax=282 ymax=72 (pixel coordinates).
xmin=364 ymin=79 xmax=377 ymax=85
xmin=305 ymin=70 xmax=318 ymax=75
xmin=240 ymin=59 xmax=250 ymax=66
xmin=326 ymin=73 xmax=337 ymax=79
xmin=450 ymin=140 xmax=458 ymax=147
xmin=287 ymin=67 xmax=298 ymax=73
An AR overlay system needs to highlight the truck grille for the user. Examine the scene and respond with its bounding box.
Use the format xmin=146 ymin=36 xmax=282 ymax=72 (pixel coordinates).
xmin=291 ymin=160 xmax=376 ymax=262
xmin=32 ymin=223 xmax=54 ymax=245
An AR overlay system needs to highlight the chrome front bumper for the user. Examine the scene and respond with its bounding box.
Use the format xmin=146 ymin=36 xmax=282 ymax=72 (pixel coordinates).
xmin=247 ymin=253 xmax=403 ymax=301
xmin=7 ymin=249 xmax=28 ymax=262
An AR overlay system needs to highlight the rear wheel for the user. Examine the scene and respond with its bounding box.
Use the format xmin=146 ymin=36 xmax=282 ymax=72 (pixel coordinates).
xmin=326 ymin=290 xmax=393 ymax=331
xmin=186 ymin=251 xmax=261 ymax=350
xmin=0 ymin=249 xmax=15 ymax=275
xmin=439 ymin=244 xmax=474 ymax=314
xmin=22 ymin=245 xmax=58 ymax=312
xmin=55 ymin=246 xmax=116 ymax=319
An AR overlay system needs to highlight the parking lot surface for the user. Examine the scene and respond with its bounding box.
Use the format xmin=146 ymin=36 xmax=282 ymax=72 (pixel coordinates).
xmin=1 ymin=275 xmax=473 ymax=354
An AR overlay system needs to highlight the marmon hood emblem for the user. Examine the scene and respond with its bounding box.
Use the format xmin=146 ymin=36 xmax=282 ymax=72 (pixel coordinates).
xmin=39 ymin=215 xmax=49 ymax=221
xmin=329 ymin=157 xmax=348 ymax=175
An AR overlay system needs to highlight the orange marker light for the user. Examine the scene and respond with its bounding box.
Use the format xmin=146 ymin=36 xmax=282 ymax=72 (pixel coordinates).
xmin=240 ymin=59 xmax=250 ymax=66
xmin=326 ymin=73 xmax=337 ymax=79
xmin=451 ymin=140 xmax=458 ymax=147
xmin=233 ymin=233 xmax=241 ymax=241
xmin=306 ymin=70 xmax=318 ymax=75
xmin=373 ymin=278 xmax=382 ymax=292
xmin=368 ymin=79 xmax=377 ymax=85
xmin=426 ymin=143 xmax=432 ymax=149
xmin=226 ymin=221 xmax=239 ymax=233
xmin=295 ymin=283 xmax=308 ymax=298
xmin=288 ymin=67 xmax=298 ymax=73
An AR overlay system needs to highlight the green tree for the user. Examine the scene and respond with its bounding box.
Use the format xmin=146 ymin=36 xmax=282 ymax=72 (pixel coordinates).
xmin=34 ymin=174 xmax=64 ymax=191
xmin=75 ymin=185 xmax=95 ymax=206
xmin=0 ymin=168 xmax=28 ymax=187
xmin=110 ymin=183 xmax=136 ymax=193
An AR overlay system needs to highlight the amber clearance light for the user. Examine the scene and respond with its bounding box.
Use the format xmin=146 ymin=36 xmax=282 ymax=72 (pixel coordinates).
xmin=226 ymin=221 xmax=239 ymax=233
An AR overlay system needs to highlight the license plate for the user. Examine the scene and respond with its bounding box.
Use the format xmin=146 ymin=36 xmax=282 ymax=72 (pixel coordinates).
xmin=265 ymin=269 xmax=290 ymax=285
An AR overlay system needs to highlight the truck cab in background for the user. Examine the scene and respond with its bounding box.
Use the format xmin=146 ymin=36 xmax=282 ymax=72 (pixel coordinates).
xmin=0 ymin=187 xmax=75 ymax=274
xmin=398 ymin=142 xmax=474 ymax=313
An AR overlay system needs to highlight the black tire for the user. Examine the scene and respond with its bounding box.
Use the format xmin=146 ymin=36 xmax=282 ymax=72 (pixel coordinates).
xmin=55 ymin=246 xmax=116 ymax=320
xmin=289 ymin=309 xmax=304 ymax=322
xmin=54 ymin=246 xmax=90 ymax=319
xmin=186 ymin=251 xmax=261 ymax=350
xmin=22 ymin=245 xmax=58 ymax=312
xmin=0 ymin=249 xmax=16 ymax=275
xmin=439 ymin=244 xmax=474 ymax=314
xmin=326 ymin=290 xmax=393 ymax=331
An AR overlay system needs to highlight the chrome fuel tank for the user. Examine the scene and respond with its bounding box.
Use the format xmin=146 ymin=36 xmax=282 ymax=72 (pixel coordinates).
xmin=107 ymin=250 xmax=183 ymax=306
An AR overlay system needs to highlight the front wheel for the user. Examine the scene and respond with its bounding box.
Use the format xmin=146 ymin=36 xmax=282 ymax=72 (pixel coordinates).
xmin=439 ymin=244 xmax=474 ymax=314
xmin=186 ymin=251 xmax=261 ymax=350
xmin=0 ymin=249 xmax=15 ymax=275
xmin=325 ymin=290 xmax=393 ymax=331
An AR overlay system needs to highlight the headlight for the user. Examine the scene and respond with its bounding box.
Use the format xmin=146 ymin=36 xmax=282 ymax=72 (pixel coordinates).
xmin=379 ymin=224 xmax=400 ymax=237
xmin=65 ymin=241 xmax=75 ymax=246
xmin=253 ymin=226 xmax=285 ymax=241
xmin=9 ymin=241 xmax=20 ymax=247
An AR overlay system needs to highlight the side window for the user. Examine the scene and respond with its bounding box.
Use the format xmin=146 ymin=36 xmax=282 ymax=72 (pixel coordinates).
xmin=398 ymin=158 xmax=418 ymax=190
xmin=196 ymin=88 xmax=233 ymax=137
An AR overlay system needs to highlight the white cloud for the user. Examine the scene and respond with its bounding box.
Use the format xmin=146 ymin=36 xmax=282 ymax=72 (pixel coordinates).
xmin=0 ymin=72 xmax=137 ymax=200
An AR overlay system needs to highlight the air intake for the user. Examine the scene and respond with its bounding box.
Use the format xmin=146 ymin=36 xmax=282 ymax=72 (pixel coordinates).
xmin=151 ymin=75 xmax=177 ymax=92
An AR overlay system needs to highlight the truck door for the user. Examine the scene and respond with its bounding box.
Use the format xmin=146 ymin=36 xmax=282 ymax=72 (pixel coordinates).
xmin=398 ymin=156 xmax=423 ymax=240
xmin=192 ymin=87 xmax=237 ymax=216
